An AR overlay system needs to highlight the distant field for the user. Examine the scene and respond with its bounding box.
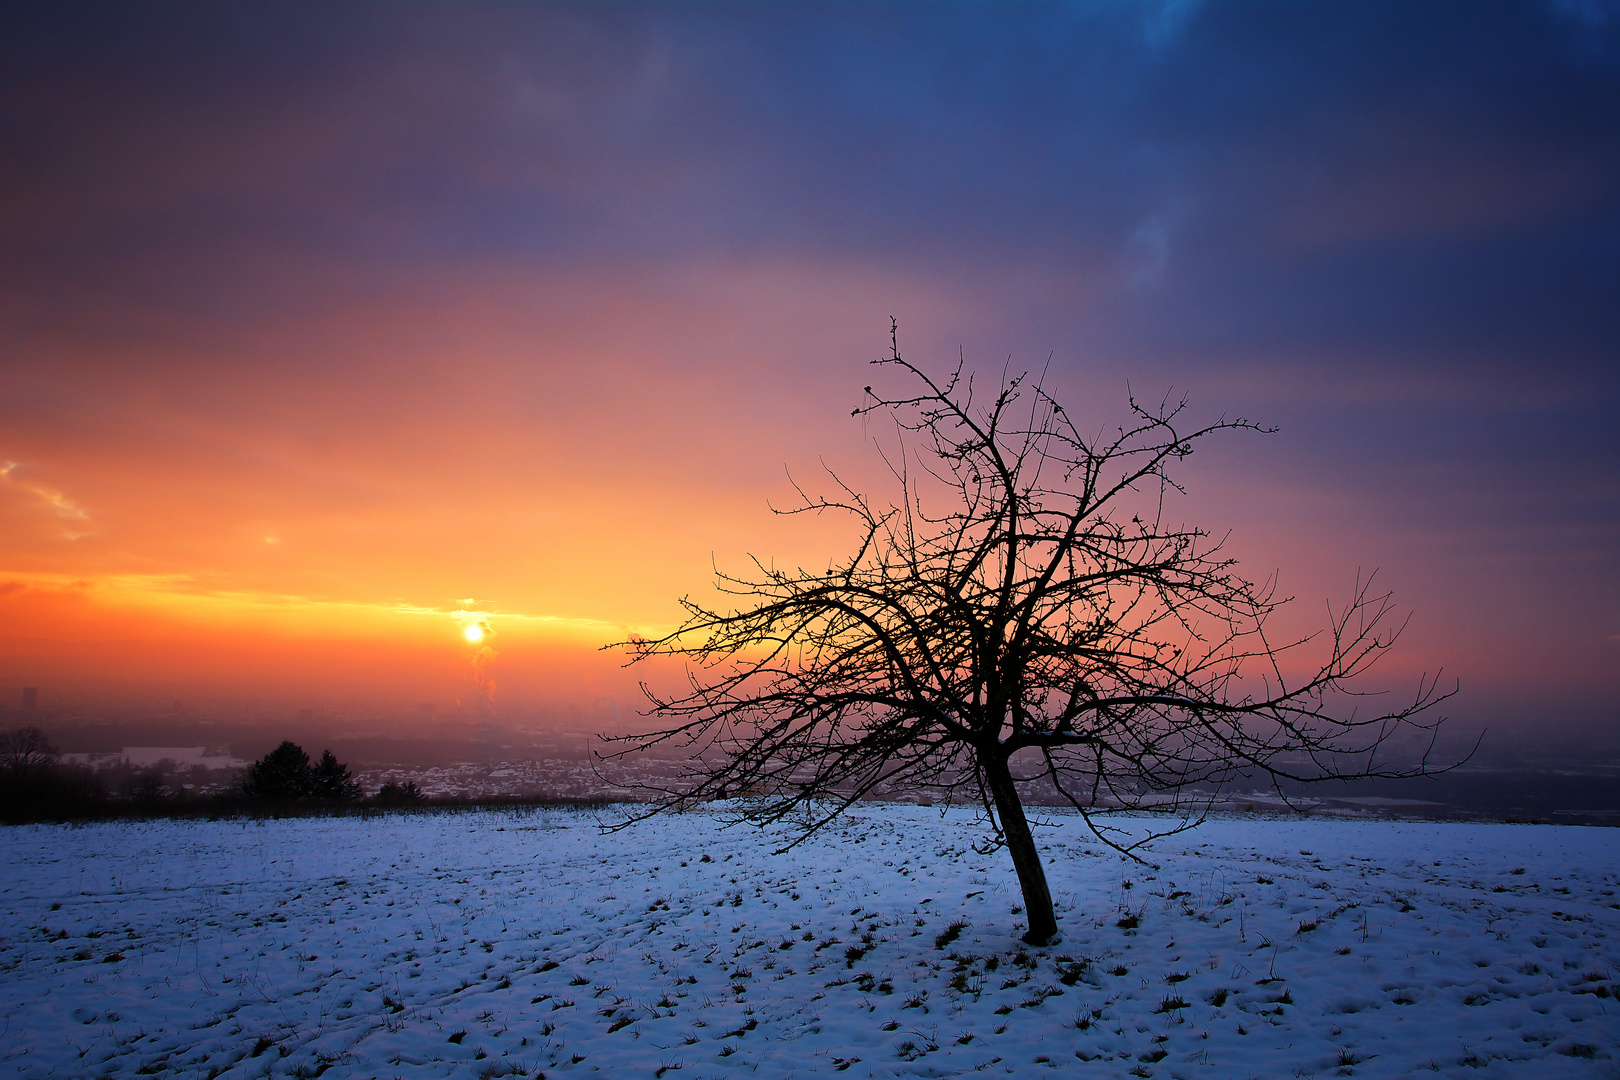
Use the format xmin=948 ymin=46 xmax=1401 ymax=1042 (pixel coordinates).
xmin=2 ymin=807 xmax=1617 ymax=1078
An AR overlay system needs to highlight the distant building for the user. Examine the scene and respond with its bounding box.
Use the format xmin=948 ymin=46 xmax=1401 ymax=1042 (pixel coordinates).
xmin=120 ymin=746 xmax=249 ymax=769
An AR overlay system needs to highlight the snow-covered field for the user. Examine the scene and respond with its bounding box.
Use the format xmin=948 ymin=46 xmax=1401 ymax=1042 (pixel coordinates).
xmin=2 ymin=807 xmax=1617 ymax=1079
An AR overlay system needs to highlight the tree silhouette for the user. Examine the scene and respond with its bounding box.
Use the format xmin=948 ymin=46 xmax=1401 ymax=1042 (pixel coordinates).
xmin=610 ymin=323 xmax=1453 ymax=944
xmin=311 ymin=749 xmax=362 ymax=800
xmin=243 ymin=741 xmax=312 ymax=799
xmin=373 ymin=779 xmax=425 ymax=806
xmin=0 ymin=725 xmax=59 ymax=783
xmin=0 ymin=725 xmax=65 ymax=816
xmin=244 ymin=741 xmax=361 ymax=800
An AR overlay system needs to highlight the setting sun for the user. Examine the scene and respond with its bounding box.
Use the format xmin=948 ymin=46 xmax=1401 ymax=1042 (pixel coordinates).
xmin=463 ymin=624 xmax=484 ymax=644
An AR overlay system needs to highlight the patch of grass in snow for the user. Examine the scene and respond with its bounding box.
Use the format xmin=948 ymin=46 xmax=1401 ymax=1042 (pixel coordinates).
xmin=1057 ymin=959 xmax=1090 ymax=985
xmin=1019 ymin=986 xmax=1062 ymax=1008
xmin=895 ymin=1035 xmax=938 ymax=1061
xmin=933 ymin=919 xmax=969 ymax=950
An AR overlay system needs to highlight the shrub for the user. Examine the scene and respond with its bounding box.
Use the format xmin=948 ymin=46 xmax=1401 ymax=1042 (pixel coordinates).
xmin=373 ymin=780 xmax=426 ymax=806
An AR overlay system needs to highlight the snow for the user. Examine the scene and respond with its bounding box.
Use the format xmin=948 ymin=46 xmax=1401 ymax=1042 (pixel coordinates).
xmin=2 ymin=806 xmax=1617 ymax=1078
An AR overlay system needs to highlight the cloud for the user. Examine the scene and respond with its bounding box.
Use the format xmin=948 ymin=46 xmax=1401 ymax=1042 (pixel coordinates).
xmin=1141 ymin=0 xmax=1204 ymax=49
xmin=1552 ymin=0 xmax=1616 ymax=29
xmin=1123 ymin=209 xmax=1192 ymax=289
xmin=0 ymin=460 xmax=92 ymax=536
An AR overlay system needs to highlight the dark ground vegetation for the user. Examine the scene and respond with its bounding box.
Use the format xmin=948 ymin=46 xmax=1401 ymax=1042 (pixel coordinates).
xmin=0 ymin=726 xmax=607 ymax=823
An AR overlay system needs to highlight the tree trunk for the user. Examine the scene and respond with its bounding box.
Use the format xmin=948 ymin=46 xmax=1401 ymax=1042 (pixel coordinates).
xmin=983 ymin=751 xmax=1059 ymax=944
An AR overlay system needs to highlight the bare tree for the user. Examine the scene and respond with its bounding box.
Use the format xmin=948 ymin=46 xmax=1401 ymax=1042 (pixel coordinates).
xmin=608 ymin=323 xmax=1453 ymax=944
xmin=0 ymin=725 xmax=76 ymax=820
xmin=0 ymin=725 xmax=60 ymax=781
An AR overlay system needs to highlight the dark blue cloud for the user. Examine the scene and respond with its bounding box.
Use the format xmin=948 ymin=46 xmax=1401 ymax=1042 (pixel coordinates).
xmin=4 ymin=2 xmax=1617 ymax=375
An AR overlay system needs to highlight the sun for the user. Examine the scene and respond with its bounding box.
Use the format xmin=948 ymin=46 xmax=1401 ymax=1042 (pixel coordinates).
xmin=463 ymin=624 xmax=484 ymax=643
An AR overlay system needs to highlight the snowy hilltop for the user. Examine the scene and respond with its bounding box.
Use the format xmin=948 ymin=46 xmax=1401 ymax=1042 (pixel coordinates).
xmin=2 ymin=806 xmax=1616 ymax=1078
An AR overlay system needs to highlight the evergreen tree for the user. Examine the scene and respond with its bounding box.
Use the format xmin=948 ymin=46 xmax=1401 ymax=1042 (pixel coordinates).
xmin=310 ymin=749 xmax=362 ymax=800
xmin=244 ymin=742 xmax=362 ymax=799
xmin=243 ymin=741 xmax=312 ymax=799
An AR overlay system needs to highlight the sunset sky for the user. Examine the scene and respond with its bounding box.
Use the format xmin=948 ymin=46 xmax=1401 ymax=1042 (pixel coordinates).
xmin=2 ymin=2 xmax=1616 ymax=741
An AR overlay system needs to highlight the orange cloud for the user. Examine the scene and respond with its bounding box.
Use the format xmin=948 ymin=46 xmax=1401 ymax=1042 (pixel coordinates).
xmin=0 ymin=460 xmax=93 ymax=539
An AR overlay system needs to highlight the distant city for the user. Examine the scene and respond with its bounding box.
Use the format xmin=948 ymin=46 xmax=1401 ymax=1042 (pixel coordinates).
xmin=4 ymin=686 xmax=1617 ymax=824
